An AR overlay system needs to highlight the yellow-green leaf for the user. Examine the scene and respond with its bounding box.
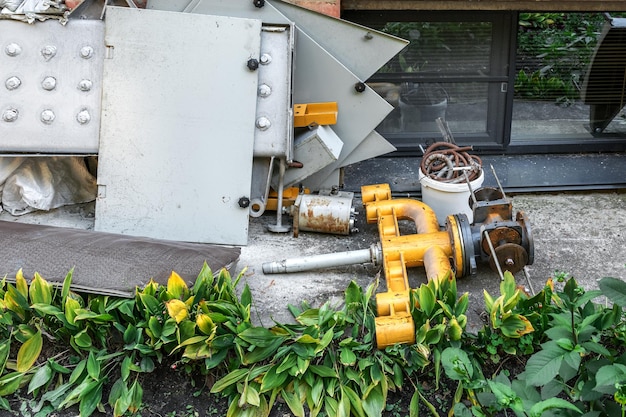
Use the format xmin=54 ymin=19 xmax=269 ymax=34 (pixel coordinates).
xmin=15 ymin=269 xmax=28 ymax=299
xmin=196 ymin=314 xmax=216 ymax=337
xmin=17 ymin=330 xmax=43 ymax=372
xmin=0 ymin=372 xmax=24 ymax=396
xmin=167 ymin=271 xmax=189 ymax=300
xmin=29 ymin=273 xmax=52 ymax=305
xmin=65 ymin=297 xmax=81 ymax=325
xmin=166 ymin=299 xmax=188 ymax=323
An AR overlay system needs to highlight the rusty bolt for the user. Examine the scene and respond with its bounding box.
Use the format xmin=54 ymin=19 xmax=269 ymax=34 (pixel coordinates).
xmin=247 ymin=58 xmax=259 ymax=71
xmin=238 ymin=197 xmax=251 ymax=208
xmin=253 ymin=0 xmax=265 ymax=7
xmin=354 ymin=82 xmax=366 ymax=93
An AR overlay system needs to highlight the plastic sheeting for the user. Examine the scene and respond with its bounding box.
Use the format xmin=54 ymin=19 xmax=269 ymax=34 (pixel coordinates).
xmin=0 ymin=157 xmax=97 ymax=216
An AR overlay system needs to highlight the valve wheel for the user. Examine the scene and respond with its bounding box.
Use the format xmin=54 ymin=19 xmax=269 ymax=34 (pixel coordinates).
xmin=488 ymin=243 xmax=528 ymax=275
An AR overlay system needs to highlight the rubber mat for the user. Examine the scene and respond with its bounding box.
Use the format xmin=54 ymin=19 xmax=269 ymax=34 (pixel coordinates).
xmin=0 ymin=221 xmax=240 ymax=297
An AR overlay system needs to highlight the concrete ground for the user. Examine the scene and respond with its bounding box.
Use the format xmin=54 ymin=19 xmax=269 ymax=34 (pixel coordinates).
xmin=1 ymin=176 xmax=625 ymax=333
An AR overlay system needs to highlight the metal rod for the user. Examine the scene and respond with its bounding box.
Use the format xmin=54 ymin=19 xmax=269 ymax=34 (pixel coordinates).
xmin=523 ymin=266 xmax=536 ymax=295
xmin=263 ymin=246 xmax=376 ymax=274
xmin=463 ymin=170 xmax=478 ymax=207
xmin=484 ymin=230 xmax=505 ymax=281
xmin=490 ymin=164 xmax=507 ymax=200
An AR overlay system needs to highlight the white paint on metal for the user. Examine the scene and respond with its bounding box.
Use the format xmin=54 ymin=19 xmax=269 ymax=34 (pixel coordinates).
xmin=0 ymin=18 xmax=104 ymax=153
xmin=95 ymin=7 xmax=261 ymax=245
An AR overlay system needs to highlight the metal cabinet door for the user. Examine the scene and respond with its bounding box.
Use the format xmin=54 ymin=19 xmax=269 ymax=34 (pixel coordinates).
xmin=95 ymin=7 xmax=261 ymax=245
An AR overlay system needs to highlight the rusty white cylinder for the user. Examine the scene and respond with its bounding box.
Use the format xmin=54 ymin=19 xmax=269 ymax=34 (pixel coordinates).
xmin=293 ymin=192 xmax=355 ymax=235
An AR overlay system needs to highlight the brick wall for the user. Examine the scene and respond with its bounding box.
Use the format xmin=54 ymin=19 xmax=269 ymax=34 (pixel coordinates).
xmin=285 ymin=0 xmax=340 ymax=18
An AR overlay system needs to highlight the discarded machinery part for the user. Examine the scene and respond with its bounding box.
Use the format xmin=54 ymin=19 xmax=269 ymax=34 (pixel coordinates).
xmin=5 ymin=76 xmax=21 ymax=90
xmin=436 ymin=117 xmax=456 ymax=144
xmin=290 ymin=191 xmax=355 ymax=236
xmin=2 ymin=108 xmax=18 ymax=123
xmin=247 ymin=58 xmax=259 ymax=71
xmin=262 ymin=243 xmax=381 ymax=274
xmin=420 ymin=142 xmax=482 ymax=183
xmin=354 ymin=82 xmax=366 ymax=93
xmin=516 ymin=211 xmax=535 ymax=265
xmin=76 ymin=109 xmax=91 ymax=125
xmin=253 ymin=0 xmax=265 ymax=7
xmin=40 ymin=109 xmax=56 ymax=124
xmin=5 ymin=43 xmax=22 ymax=57
xmin=490 ymin=163 xmax=507 ymax=199
xmin=447 ymin=213 xmax=476 ymax=277
xmin=249 ymin=198 xmax=266 ymax=218
xmin=488 ymin=242 xmax=529 ymax=275
xmin=293 ymin=102 xmax=338 ymax=128
xmin=41 ymin=76 xmax=57 ymax=91
xmin=484 ymin=230 xmax=505 ymax=280
xmin=238 ymin=196 xmax=251 ymax=208
xmin=481 ymin=226 xmax=522 ymax=255
xmin=267 ymin=158 xmax=290 ymax=233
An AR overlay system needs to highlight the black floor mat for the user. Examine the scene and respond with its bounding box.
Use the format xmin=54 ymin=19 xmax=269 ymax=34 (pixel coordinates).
xmin=0 ymin=221 xmax=240 ymax=297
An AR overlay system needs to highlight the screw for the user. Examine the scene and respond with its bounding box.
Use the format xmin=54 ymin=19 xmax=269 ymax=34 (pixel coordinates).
xmin=76 ymin=109 xmax=91 ymax=125
xmin=505 ymin=258 xmax=515 ymax=266
xmin=5 ymin=43 xmax=21 ymax=57
xmin=260 ymin=53 xmax=272 ymax=65
xmin=253 ymin=0 xmax=265 ymax=7
xmin=258 ymin=84 xmax=271 ymax=97
xmin=5 ymin=76 xmax=21 ymax=90
xmin=41 ymin=109 xmax=56 ymax=124
xmin=41 ymin=45 xmax=57 ymax=60
xmin=238 ymin=197 xmax=251 ymax=208
xmin=2 ymin=108 xmax=18 ymax=122
xmin=354 ymin=82 xmax=366 ymax=93
xmin=42 ymin=76 xmax=57 ymax=91
xmin=78 ymin=79 xmax=93 ymax=92
xmin=256 ymin=117 xmax=271 ymax=130
xmin=247 ymin=58 xmax=259 ymax=71
xmin=80 ymin=46 xmax=94 ymax=59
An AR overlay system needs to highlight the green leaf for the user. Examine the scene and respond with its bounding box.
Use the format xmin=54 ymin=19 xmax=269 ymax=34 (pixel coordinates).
xmin=343 ymin=385 xmax=366 ymax=417
xmin=61 ymin=269 xmax=74 ymax=303
xmin=128 ymin=379 xmax=143 ymax=413
xmin=17 ymin=329 xmax=43 ymax=372
xmin=309 ymin=364 xmax=337 ymax=378
xmin=72 ymin=329 xmax=93 ymax=349
xmin=79 ymin=380 xmax=104 ymax=417
xmin=529 ymin=398 xmax=582 ymax=417
xmin=241 ymin=283 xmax=252 ymax=308
xmin=0 ymin=338 xmax=10 ymax=375
xmin=260 ymin=364 xmax=289 ymax=393
xmin=441 ymin=347 xmax=472 ymax=382
xmin=210 ymin=368 xmax=249 ymax=393
xmin=282 ymin=389 xmax=305 ymax=417
xmin=524 ymin=342 xmax=567 ymax=387
xmin=0 ymin=372 xmax=24 ymax=396
xmin=362 ymin=383 xmax=384 ymax=417
xmin=599 ymin=276 xmax=626 ymax=307
xmin=418 ymin=284 xmax=436 ymax=316
xmin=87 ymin=351 xmax=100 ymax=381
xmin=138 ymin=293 xmax=161 ymax=316
xmin=238 ymin=327 xmax=284 ymax=348
xmin=340 ymin=348 xmax=357 ymax=366
xmin=28 ymin=363 xmax=53 ymax=394
xmin=409 ymin=390 xmax=419 ymax=417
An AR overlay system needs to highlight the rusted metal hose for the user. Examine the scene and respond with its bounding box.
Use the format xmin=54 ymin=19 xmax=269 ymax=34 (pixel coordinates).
xmin=420 ymin=142 xmax=482 ymax=183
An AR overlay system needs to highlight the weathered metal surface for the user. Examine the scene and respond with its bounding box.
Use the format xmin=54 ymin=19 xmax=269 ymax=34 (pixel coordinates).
xmin=292 ymin=192 xmax=354 ymax=236
xmin=95 ymin=7 xmax=260 ymax=245
xmin=0 ymin=19 xmax=104 ymax=153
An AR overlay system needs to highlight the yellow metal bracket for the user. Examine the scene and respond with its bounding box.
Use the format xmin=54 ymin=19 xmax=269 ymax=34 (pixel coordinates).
xmin=293 ymin=102 xmax=338 ymax=128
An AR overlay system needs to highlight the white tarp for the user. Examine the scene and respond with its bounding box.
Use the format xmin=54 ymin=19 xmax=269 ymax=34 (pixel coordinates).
xmin=0 ymin=157 xmax=96 ymax=215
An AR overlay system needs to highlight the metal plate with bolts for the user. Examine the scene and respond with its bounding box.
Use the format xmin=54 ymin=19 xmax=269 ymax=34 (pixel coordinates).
xmin=95 ymin=7 xmax=261 ymax=245
xmin=0 ymin=19 xmax=104 ymax=153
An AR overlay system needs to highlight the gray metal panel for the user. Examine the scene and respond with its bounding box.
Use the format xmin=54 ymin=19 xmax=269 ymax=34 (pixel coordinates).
xmin=95 ymin=7 xmax=261 ymax=245
xmin=146 ymin=0 xmax=291 ymax=24
xmin=0 ymin=19 xmax=104 ymax=153
xmin=268 ymin=0 xmax=408 ymax=81
xmin=293 ymin=29 xmax=394 ymax=190
xmin=340 ymin=130 xmax=396 ymax=167
xmin=253 ymin=25 xmax=294 ymax=159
